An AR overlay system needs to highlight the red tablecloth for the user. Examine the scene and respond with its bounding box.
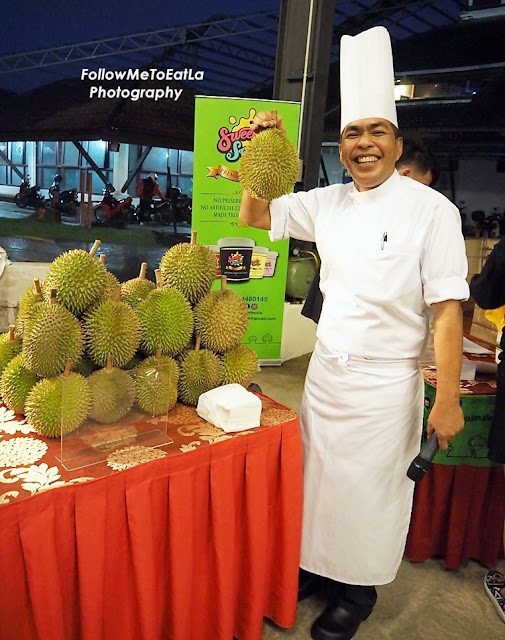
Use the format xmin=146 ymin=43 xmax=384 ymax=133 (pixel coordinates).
xmin=0 ymin=396 xmax=303 ymax=640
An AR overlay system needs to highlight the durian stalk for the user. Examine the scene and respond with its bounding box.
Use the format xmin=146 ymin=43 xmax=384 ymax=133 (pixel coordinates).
xmin=89 ymin=240 xmax=101 ymax=258
xmin=63 ymin=359 xmax=72 ymax=377
xmin=106 ymin=354 xmax=113 ymax=372
xmin=33 ymin=278 xmax=42 ymax=296
xmin=220 ymin=275 xmax=227 ymax=291
xmin=99 ymin=254 xmax=106 ymax=265
xmin=155 ymin=269 xmax=162 ymax=289
xmin=139 ymin=262 xmax=148 ymax=280
xmin=112 ymin=286 xmax=121 ymax=302
xmin=190 ymin=230 xmax=197 ymax=245
xmin=7 ymin=325 xmax=16 ymax=342
xmin=195 ymin=336 xmax=201 ymax=352
xmin=49 ymin=288 xmax=57 ymax=304
xmin=155 ymin=344 xmax=162 ymax=360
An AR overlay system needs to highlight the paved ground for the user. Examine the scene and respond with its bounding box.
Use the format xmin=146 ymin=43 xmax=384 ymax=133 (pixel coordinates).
xmin=0 ymin=199 xmax=191 ymax=282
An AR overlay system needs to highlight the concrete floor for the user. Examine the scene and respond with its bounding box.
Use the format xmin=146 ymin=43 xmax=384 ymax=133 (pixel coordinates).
xmin=253 ymin=355 xmax=504 ymax=640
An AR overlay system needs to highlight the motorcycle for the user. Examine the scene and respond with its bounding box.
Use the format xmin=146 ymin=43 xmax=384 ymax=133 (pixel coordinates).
xmin=94 ymin=189 xmax=133 ymax=228
xmin=134 ymin=199 xmax=173 ymax=226
xmin=15 ymin=176 xmax=45 ymax=209
xmin=45 ymin=174 xmax=79 ymax=216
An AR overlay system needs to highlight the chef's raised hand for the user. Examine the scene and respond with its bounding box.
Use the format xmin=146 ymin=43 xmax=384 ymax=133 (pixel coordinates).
xmin=250 ymin=109 xmax=286 ymax=135
xmin=426 ymin=399 xmax=464 ymax=451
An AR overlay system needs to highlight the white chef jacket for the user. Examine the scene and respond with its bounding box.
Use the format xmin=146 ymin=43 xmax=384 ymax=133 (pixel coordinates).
xmin=270 ymin=170 xmax=469 ymax=358
xmin=268 ymin=171 xmax=469 ymax=585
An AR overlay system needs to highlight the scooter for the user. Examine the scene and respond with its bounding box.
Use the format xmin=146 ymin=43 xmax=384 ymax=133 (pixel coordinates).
xmin=94 ymin=189 xmax=133 ymax=228
xmin=15 ymin=177 xmax=45 ymax=209
xmin=134 ymin=199 xmax=172 ymax=225
xmin=46 ymin=174 xmax=79 ymax=215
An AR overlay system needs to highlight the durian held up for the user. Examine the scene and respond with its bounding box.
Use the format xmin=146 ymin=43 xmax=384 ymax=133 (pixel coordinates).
xmin=178 ymin=336 xmax=223 ymax=406
xmin=159 ymin=230 xmax=216 ymax=304
xmin=238 ymin=123 xmax=300 ymax=201
xmin=194 ymin=275 xmax=249 ymax=353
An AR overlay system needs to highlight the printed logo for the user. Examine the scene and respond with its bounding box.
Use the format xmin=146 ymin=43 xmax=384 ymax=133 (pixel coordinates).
xmin=207 ymin=108 xmax=257 ymax=183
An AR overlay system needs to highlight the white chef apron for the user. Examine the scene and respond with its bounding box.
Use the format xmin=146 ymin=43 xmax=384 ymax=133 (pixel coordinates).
xmin=299 ymin=340 xmax=424 ymax=586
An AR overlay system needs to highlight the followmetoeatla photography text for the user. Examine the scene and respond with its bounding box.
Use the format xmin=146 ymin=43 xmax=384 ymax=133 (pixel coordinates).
xmin=82 ymin=67 xmax=205 ymax=101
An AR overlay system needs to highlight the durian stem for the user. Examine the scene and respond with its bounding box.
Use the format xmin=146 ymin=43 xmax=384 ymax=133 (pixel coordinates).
xmin=154 ymin=269 xmax=162 ymax=289
xmin=33 ymin=277 xmax=42 ymax=295
xmin=99 ymin=254 xmax=106 ymax=265
xmin=106 ymin=355 xmax=113 ymax=372
xmin=8 ymin=325 xmax=15 ymax=341
xmin=190 ymin=230 xmax=197 ymax=245
xmin=195 ymin=336 xmax=201 ymax=352
xmin=49 ymin=288 xmax=57 ymax=304
xmin=63 ymin=359 xmax=72 ymax=377
xmin=155 ymin=344 xmax=162 ymax=360
xmin=139 ymin=262 xmax=148 ymax=280
xmin=89 ymin=240 xmax=101 ymax=258
xmin=220 ymin=275 xmax=227 ymax=291
xmin=113 ymin=286 xmax=121 ymax=302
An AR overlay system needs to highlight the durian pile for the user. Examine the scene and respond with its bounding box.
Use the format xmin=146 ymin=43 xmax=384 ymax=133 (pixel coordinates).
xmin=0 ymin=234 xmax=259 ymax=439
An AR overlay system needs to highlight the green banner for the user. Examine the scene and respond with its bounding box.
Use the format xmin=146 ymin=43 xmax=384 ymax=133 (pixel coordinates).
xmin=192 ymin=96 xmax=301 ymax=363
xmin=423 ymin=381 xmax=496 ymax=467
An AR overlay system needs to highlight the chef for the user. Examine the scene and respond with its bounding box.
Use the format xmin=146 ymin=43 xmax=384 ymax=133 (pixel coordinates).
xmin=239 ymin=26 xmax=469 ymax=640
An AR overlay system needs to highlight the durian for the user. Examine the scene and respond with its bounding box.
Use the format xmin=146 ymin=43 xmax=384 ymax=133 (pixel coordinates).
xmin=98 ymin=254 xmax=120 ymax=300
xmin=137 ymin=270 xmax=193 ymax=356
xmin=134 ymin=345 xmax=179 ymax=415
xmin=72 ymin=356 xmax=97 ymax=377
xmin=159 ymin=231 xmax=216 ymax=304
xmin=0 ymin=325 xmax=22 ymax=378
xmin=83 ymin=287 xmax=142 ymax=368
xmin=25 ymin=362 xmax=90 ymax=437
xmin=87 ymin=356 xmax=135 ymax=423
xmin=0 ymin=354 xmax=39 ymax=414
xmin=15 ymin=278 xmax=44 ymax=337
xmin=194 ymin=277 xmax=249 ymax=353
xmin=120 ymin=262 xmax=155 ymax=308
xmin=221 ymin=344 xmax=258 ymax=388
xmin=238 ymin=127 xmax=300 ymax=201
xmin=22 ymin=291 xmax=84 ymax=377
xmin=178 ymin=337 xmax=223 ymax=406
xmin=43 ymin=240 xmax=107 ymax=314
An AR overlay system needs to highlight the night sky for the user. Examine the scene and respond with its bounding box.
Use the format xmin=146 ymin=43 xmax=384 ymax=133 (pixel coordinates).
xmin=0 ymin=0 xmax=279 ymax=91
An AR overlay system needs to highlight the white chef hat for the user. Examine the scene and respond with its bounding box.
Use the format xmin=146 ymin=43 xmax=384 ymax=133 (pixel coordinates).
xmin=340 ymin=26 xmax=397 ymax=132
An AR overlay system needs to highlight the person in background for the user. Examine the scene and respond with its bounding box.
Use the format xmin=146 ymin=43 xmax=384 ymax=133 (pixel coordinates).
xmin=239 ymin=26 xmax=468 ymax=640
xmin=469 ymin=243 xmax=505 ymax=625
xmin=136 ymin=172 xmax=165 ymax=224
xmin=302 ymin=136 xmax=440 ymax=324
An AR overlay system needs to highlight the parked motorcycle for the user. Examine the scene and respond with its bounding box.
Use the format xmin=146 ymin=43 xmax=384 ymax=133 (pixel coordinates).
xmin=134 ymin=199 xmax=172 ymax=225
xmin=94 ymin=189 xmax=133 ymax=228
xmin=45 ymin=174 xmax=79 ymax=216
xmin=15 ymin=176 xmax=45 ymax=209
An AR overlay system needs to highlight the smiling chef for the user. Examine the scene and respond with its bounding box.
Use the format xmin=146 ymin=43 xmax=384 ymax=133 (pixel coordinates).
xmin=239 ymin=25 xmax=469 ymax=640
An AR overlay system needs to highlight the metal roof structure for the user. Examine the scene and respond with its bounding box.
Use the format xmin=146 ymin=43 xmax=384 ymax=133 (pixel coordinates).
xmin=0 ymin=0 xmax=503 ymax=154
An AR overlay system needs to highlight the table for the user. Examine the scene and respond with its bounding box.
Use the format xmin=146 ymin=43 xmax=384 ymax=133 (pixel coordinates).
xmin=405 ymin=341 xmax=505 ymax=569
xmin=0 ymin=395 xmax=303 ymax=640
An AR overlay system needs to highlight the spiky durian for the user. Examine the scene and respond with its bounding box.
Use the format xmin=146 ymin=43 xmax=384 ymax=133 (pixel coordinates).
xmin=43 ymin=240 xmax=107 ymax=314
xmin=0 ymin=354 xmax=39 ymax=414
xmin=238 ymin=127 xmax=300 ymax=201
xmin=194 ymin=279 xmax=249 ymax=353
xmin=22 ymin=292 xmax=84 ymax=377
xmin=178 ymin=340 xmax=223 ymax=406
xmin=87 ymin=359 xmax=135 ymax=423
xmin=134 ymin=348 xmax=179 ymax=415
xmin=221 ymin=344 xmax=258 ymax=388
xmin=137 ymin=273 xmax=193 ymax=356
xmin=0 ymin=325 xmax=22 ymax=378
xmin=120 ymin=262 xmax=155 ymax=308
xmin=83 ymin=288 xmax=142 ymax=368
xmin=159 ymin=232 xmax=216 ymax=304
xmin=15 ymin=278 xmax=44 ymax=337
xmin=25 ymin=366 xmax=90 ymax=437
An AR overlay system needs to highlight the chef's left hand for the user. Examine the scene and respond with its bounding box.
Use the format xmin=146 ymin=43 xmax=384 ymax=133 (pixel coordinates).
xmin=426 ymin=400 xmax=464 ymax=450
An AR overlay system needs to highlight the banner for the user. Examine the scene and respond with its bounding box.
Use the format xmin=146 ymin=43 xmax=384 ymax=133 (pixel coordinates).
xmin=192 ymin=96 xmax=301 ymax=363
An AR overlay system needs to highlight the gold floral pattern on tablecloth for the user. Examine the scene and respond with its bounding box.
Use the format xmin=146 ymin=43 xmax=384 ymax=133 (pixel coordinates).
xmin=167 ymin=404 xmax=207 ymax=426
xmin=260 ymin=408 xmax=297 ymax=427
xmin=0 ymin=407 xmax=35 ymax=436
xmin=107 ymin=445 xmax=167 ymax=471
xmin=80 ymin=425 xmax=138 ymax=452
xmin=0 ymin=491 xmax=19 ymax=505
xmin=0 ymin=437 xmax=48 ymax=467
xmin=177 ymin=422 xmax=255 ymax=448
xmin=6 ymin=463 xmax=94 ymax=495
